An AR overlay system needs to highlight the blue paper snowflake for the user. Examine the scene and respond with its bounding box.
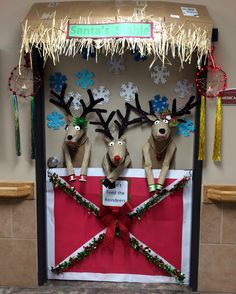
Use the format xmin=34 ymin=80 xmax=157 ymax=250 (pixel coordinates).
xmin=176 ymin=120 xmax=195 ymax=137
xmin=151 ymin=95 xmax=169 ymax=113
xmin=47 ymin=111 xmax=65 ymax=130
xmin=131 ymin=49 xmax=148 ymax=62
xmin=81 ymin=47 xmax=96 ymax=59
xmin=49 ymin=72 xmax=67 ymax=92
xmin=75 ymin=69 xmax=94 ymax=89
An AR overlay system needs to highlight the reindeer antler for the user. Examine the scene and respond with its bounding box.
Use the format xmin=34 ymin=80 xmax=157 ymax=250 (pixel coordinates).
xmin=115 ymin=100 xmax=143 ymax=138
xmin=172 ymin=96 xmax=198 ymax=117
xmin=50 ymin=83 xmax=73 ymax=116
xmin=90 ymin=111 xmax=116 ymax=140
xmin=125 ymin=93 xmax=155 ymax=123
xmin=80 ymin=89 xmax=106 ymax=118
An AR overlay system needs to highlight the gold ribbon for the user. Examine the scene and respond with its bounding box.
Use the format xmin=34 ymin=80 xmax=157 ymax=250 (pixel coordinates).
xmin=212 ymin=96 xmax=222 ymax=161
xmin=198 ymin=95 xmax=206 ymax=160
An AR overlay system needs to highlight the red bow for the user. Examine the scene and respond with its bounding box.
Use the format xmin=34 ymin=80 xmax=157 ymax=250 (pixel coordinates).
xmin=99 ymin=202 xmax=133 ymax=248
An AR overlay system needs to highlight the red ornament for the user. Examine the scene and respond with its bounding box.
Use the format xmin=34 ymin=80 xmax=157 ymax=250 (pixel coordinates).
xmin=196 ymin=46 xmax=227 ymax=98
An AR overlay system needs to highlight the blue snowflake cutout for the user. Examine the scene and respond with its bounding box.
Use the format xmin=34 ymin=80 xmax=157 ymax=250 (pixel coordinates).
xmin=47 ymin=111 xmax=65 ymax=130
xmin=75 ymin=69 xmax=94 ymax=89
xmin=81 ymin=46 xmax=96 ymax=59
xmin=49 ymin=72 xmax=67 ymax=93
xmin=151 ymin=95 xmax=169 ymax=113
xmin=177 ymin=120 xmax=195 ymax=137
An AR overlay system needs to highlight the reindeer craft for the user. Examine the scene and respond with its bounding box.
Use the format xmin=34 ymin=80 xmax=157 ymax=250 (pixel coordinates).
xmin=90 ymin=104 xmax=142 ymax=189
xmin=127 ymin=95 xmax=198 ymax=193
xmin=50 ymin=84 xmax=106 ymax=182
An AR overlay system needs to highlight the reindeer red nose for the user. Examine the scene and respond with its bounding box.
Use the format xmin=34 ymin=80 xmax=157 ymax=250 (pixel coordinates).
xmin=114 ymin=155 xmax=121 ymax=162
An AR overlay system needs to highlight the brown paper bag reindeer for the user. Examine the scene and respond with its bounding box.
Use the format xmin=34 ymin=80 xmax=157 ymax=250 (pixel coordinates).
xmin=127 ymin=95 xmax=197 ymax=193
xmin=90 ymin=105 xmax=142 ymax=189
xmin=50 ymin=84 xmax=106 ymax=182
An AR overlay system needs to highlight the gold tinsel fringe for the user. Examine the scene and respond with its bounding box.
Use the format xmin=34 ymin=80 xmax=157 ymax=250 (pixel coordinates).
xmin=212 ymin=96 xmax=222 ymax=161
xmin=198 ymin=95 xmax=206 ymax=161
xmin=19 ymin=15 xmax=211 ymax=68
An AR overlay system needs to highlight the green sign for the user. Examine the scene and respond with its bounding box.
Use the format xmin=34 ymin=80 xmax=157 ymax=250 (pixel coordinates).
xmin=67 ymin=22 xmax=153 ymax=39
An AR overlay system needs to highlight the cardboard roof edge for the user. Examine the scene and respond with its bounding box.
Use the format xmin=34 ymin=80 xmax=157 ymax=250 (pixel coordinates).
xmin=22 ymin=1 xmax=213 ymax=33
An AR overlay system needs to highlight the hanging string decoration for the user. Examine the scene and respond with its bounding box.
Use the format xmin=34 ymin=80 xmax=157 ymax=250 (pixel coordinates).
xmin=196 ymin=46 xmax=227 ymax=161
xmin=8 ymin=53 xmax=41 ymax=158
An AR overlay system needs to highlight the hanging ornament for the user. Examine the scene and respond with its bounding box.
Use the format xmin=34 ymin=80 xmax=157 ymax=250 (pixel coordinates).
xmin=196 ymin=46 xmax=227 ymax=161
xmin=8 ymin=52 xmax=41 ymax=158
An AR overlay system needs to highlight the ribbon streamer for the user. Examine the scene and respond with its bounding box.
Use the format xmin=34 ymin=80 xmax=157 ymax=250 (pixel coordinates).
xmin=198 ymin=95 xmax=206 ymax=160
xmin=13 ymin=94 xmax=21 ymax=156
xmin=31 ymin=96 xmax=35 ymax=159
xmin=212 ymin=96 xmax=222 ymax=161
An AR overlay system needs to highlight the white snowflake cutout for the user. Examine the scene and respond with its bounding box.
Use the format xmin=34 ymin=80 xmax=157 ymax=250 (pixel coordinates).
xmin=92 ymin=86 xmax=110 ymax=105
xmin=107 ymin=55 xmax=125 ymax=75
xmin=174 ymin=79 xmax=194 ymax=98
xmin=150 ymin=65 xmax=170 ymax=85
xmin=120 ymin=82 xmax=138 ymax=102
xmin=65 ymin=91 xmax=81 ymax=111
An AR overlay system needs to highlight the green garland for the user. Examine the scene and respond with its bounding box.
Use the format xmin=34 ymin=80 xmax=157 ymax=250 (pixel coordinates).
xmin=51 ymin=233 xmax=105 ymax=275
xmin=130 ymin=176 xmax=190 ymax=219
xmin=49 ymin=172 xmax=99 ymax=216
xmin=130 ymin=236 xmax=185 ymax=284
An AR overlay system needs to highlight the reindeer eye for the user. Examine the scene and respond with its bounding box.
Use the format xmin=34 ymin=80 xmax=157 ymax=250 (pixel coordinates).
xmin=75 ymin=126 xmax=80 ymax=131
xmin=163 ymin=119 xmax=169 ymax=124
xmin=154 ymin=120 xmax=160 ymax=125
xmin=118 ymin=141 xmax=123 ymax=145
xmin=65 ymin=125 xmax=69 ymax=130
xmin=108 ymin=142 xmax=114 ymax=147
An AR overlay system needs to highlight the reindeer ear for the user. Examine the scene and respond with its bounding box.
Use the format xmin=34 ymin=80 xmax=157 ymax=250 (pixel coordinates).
xmin=104 ymin=136 xmax=112 ymax=143
xmin=119 ymin=135 xmax=127 ymax=142
xmin=66 ymin=115 xmax=73 ymax=123
xmin=147 ymin=114 xmax=158 ymax=122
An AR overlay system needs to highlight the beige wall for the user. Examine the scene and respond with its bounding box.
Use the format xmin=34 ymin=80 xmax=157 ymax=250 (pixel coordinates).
xmin=0 ymin=0 xmax=236 ymax=291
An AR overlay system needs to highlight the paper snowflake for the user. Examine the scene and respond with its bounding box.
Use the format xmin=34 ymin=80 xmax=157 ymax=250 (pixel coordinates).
xmin=131 ymin=49 xmax=148 ymax=62
xmin=107 ymin=55 xmax=125 ymax=74
xmin=151 ymin=95 xmax=169 ymax=113
xmin=150 ymin=65 xmax=170 ymax=85
xmin=47 ymin=111 xmax=65 ymax=130
xmin=92 ymin=86 xmax=110 ymax=105
xmin=176 ymin=120 xmax=195 ymax=137
xmin=49 ymin=72 xmax=67 ymax=93
xmin=65 ymin=91 xmax=82 ymax=111
xmin=120 ymin=82 xmax=138 ymax=102
xmin=174 ymin=79 xmax=194 ymax=98
xmin=75 ymin=69 xmax=94 ymax=89
xmin=81 ymin=46 xmax=96 ymax=59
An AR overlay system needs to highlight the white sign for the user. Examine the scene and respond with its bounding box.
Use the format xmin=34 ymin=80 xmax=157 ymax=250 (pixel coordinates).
xmin=102 ymin=180 xmax=128 ymax=207
xmin=181 ymin=7 xmax=199 ymax=17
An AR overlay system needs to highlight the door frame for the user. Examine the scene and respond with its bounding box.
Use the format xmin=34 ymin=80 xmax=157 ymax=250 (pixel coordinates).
xmin=32 ymin=48 xmax=203 ymax=291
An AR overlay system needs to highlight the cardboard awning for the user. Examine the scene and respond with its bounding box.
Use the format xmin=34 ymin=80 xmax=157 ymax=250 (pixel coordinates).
xmin=20 ymin=1 xmax=213 ymax=67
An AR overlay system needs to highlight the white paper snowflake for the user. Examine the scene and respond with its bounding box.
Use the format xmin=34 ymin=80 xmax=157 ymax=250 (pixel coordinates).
xmin=120 ymin=82 xmax=138 ymax=102
xmin=174 ymin=79 xmax=194 ymax=98
xmin=92 ymin=86 xmax=110 ymax=105
xmin=150 ymin=65 xmax=170 ymax=85
xmin=107 ymin=55 xmax=125 ymax=74
xmin=65 ymin=91 xmax=81 ymax=111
